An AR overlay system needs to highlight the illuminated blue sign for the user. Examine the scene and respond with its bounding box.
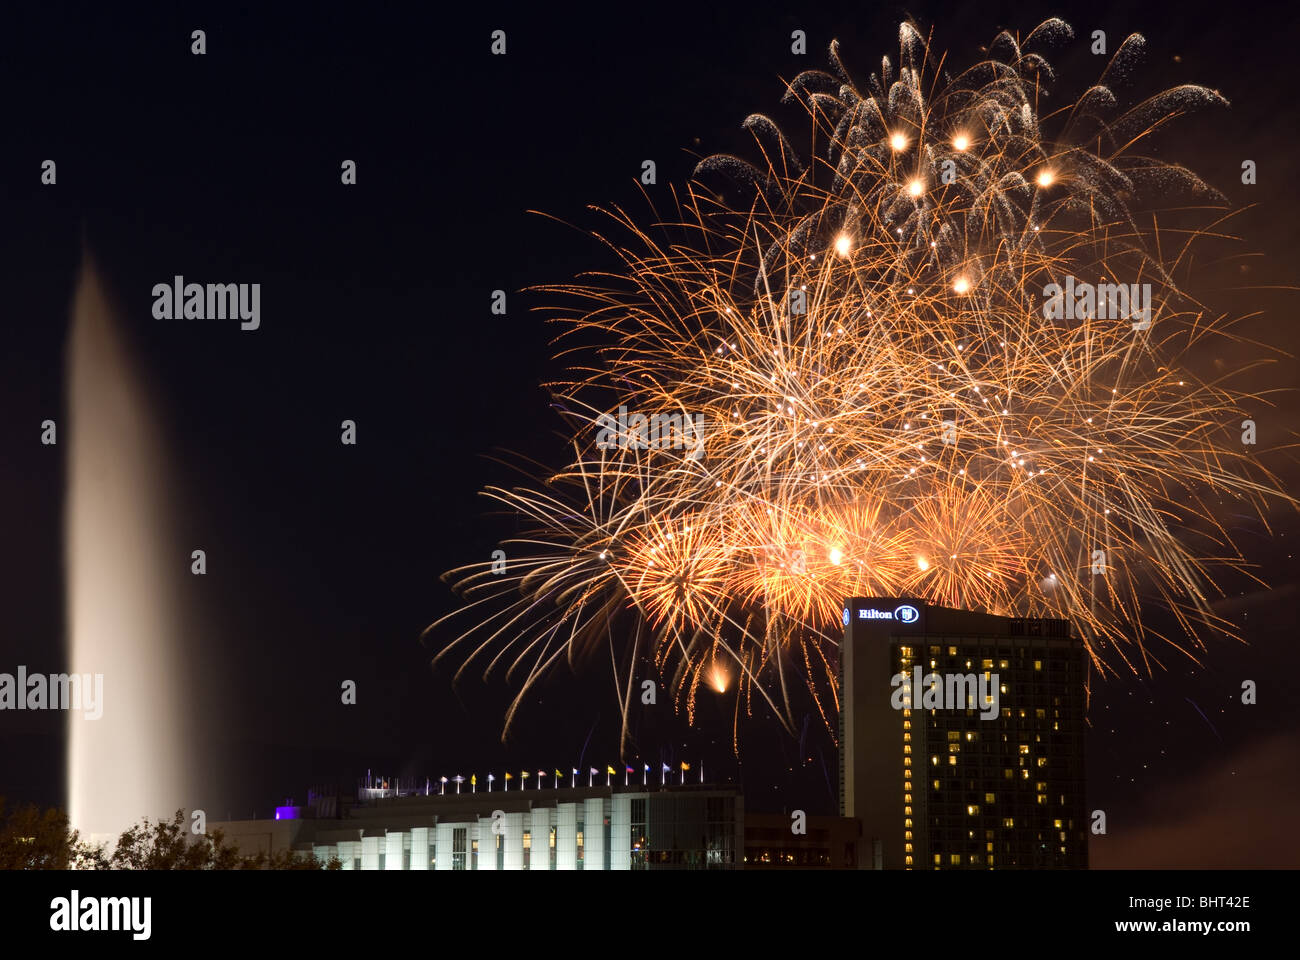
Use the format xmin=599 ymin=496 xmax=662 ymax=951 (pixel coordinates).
xmin=855 ymin=603 xmax=921 ymax=624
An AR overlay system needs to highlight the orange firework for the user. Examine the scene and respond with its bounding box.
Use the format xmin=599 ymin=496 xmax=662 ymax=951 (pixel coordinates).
xmin=430 ymin=19 xmax=1295 ymax=752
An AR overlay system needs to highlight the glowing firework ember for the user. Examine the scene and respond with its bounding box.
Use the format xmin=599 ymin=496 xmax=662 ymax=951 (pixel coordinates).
xmin=431 ymin=19 xmax=1293 ymax=751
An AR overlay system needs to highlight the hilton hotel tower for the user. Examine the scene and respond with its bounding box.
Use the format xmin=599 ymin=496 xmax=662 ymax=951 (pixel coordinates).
xmin=838 ymin=598 xmax=1088 ymax=869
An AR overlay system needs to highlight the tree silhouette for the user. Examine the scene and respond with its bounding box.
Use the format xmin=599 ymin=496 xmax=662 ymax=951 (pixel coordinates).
xmin=0 ymin=800 xmax=341 ymax=870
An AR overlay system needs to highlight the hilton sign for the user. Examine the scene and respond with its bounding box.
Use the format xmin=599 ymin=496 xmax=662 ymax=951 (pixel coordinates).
xmin=842 ymin=601 xmax=923 ymax=627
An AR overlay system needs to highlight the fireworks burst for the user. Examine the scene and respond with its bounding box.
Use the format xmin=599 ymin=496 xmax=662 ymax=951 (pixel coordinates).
xmin=430 ymin=20 xmax=1293 ymax=752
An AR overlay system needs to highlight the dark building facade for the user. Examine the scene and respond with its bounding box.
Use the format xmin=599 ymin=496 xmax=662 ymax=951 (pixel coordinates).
xmin=839 ymin=598 xmax=1088 ymax=869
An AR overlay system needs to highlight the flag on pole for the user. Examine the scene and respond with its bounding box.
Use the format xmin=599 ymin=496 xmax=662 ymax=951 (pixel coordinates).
xmin=504 ymin=771 xmax=513 ymax=791
xmin=452 ymin=775 xmax=465 ymax=794
xmin=643 ymin=763 xmax=650 ymax=786
xmin=471 ymin=773 xmax=477 ymax=793
xmin=571 ymin=767 xmax=578 ymax=788
xmin=487 ymin=773 xmax=495 ymax=792
xmin=555 ymin=769 xmax=563 ymax=789
xmin=589 ymin=766 xmax=598 ymax=787
xmin=440 ymin=775 xmax=448 ymax=795
xmin=538 ymin=770 xmax=547 ymax=790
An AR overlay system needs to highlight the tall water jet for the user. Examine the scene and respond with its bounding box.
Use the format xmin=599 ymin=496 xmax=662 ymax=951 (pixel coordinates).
xmin=65 ymin=253 xmax=194 ymax=840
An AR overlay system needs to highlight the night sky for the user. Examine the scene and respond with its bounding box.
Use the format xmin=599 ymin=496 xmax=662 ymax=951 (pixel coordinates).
xmin=2 ymin=1 xmax=1298 ymax=866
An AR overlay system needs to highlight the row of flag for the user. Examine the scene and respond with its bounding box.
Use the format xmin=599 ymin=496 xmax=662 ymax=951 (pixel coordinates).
xmin=430 ymin=763 xmax=696 ymax=794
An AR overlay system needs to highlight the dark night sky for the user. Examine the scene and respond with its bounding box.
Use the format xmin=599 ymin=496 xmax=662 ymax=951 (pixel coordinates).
xmin=1 ymin=1 xmax=1298 ymax=865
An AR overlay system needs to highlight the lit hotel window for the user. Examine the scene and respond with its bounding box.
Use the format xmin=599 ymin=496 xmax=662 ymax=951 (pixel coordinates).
xmin=1002 ymin=818 xmax=1015 ymax=828
xmin=950 ymin=854 xmax=961 ymax=865
xmin=905 ymin=819 xmax=912 ymax=828
xmin=931 ymin=756 xmax=939 ymax=766
xmin=1034 ymin=660 xmax=1042 ymax=671
xmin=1037 ymin=757 xmax=1047 ymax=767
xmin=948 ymin=757 xmax=957 ymax=766
xmin=905 ymin=843 xmax=913 ymax=853
xmin=900 ymin=646 xmax=913 ymax=657
xmin=905 ymin=831 xmax=912 ymax=840
xmin=905 ymin=856 xmax=913 ymax=866
xmin=948 ymin=646 xmax=957 ymax=655
xmin=967 ymin=805 xmax=979 ymax=815
xmin=1019 ymin=744 xmax=1030 ymax=754
xmin=903 ymin=720 xmax=911 ymax=730
xmin=932 ymin=780 xmax=940 ymax=790
xmin=904 ymin=794 xmax=912 ymax=803
xmin=999 ymin=660 xmax=1008 ymax=669
xmin=905 ymin=806 xmax=913 ymax=816
xmin=982 ymin=659 xmax=993 ymax=669
xmin=984 ymin=793 xmax=995 ymax=804
xmin=934 ymin=854 xmax=941 ymax=865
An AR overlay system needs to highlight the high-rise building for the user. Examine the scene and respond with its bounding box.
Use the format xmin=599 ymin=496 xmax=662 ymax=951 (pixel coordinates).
xmin=838 ymin=598 xmax=1088 ymax=869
